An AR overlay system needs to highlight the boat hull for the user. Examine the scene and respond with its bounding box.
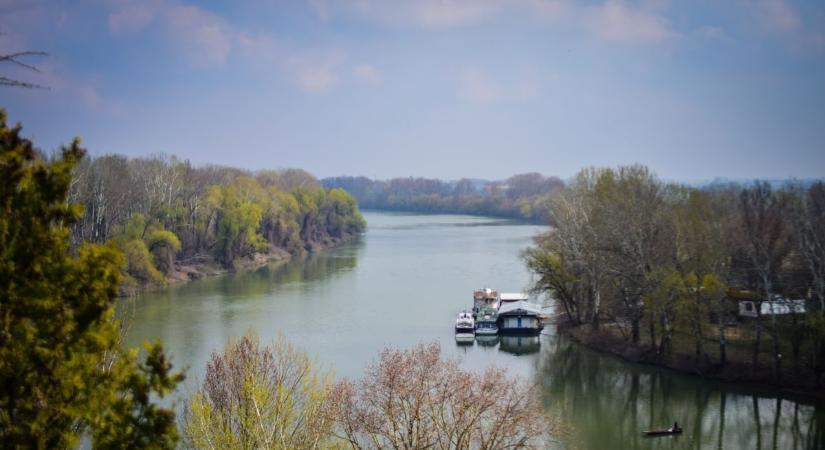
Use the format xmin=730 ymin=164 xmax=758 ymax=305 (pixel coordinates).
xmin=455 ymin=326 xmax=475 ymax=334
xmin=498 ymin=327 xmax=542 ymax=336
xmin=455 ymin=333 xmax=475 ymax=344
xmin=643 ymin=430 xmax=682 ymax=437
xmin=474 ymin=327 xmax=499 ymax=335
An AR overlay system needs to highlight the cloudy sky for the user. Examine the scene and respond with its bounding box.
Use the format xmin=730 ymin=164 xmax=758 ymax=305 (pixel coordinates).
xmin=1 ymin=0 xmax=823 ymax=180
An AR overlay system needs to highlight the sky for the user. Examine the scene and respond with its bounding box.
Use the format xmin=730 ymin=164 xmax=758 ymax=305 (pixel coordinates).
xmin=0 ymin=0 xmax=823 ymax=181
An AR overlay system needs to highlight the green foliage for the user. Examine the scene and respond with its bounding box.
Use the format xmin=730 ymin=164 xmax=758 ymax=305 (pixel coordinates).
xmin=123 ymin=239 xmax=167 ymax=287
xmin=183 ymin=333 xmax=337 ymax=449
xmin=146 ymin=229 xmax=181 ymax=275
xmin=0 ymin=110 xmax=183 ymax=447
xmin=70 ymin=154 xmax=367 ymax=274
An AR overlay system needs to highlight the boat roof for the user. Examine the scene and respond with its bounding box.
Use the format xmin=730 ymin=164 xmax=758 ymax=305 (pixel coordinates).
xmin=498 ymin=300 xmax=542 ymax=316
xmin=477 ymin=307 xmax=498 ymax=321
xmin=500 ymin=292 xmax=529 ymax=301
xmin=474 ymin=288 xmax=498 ymax=299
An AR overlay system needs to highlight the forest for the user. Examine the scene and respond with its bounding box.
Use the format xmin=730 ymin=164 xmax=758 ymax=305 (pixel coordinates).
xmin=322 ymin=173 xmax=564 ymax=223
xmin=0 ymin=111 xmax=548 ymax=447
xmin=525 ymin=165 xmax=825 ymax=389
xmin=68 ymin=154 xmax=366 ymax=293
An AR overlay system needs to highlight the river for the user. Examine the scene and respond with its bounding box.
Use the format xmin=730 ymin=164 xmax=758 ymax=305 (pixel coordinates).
xmin=124 ymin=211 xmax=824 ymax=449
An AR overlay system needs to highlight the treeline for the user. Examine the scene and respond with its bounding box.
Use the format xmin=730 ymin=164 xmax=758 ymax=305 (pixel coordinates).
xmin=322 ymin=173 xmax=564 ymax=223
xmin=68 ymin=154 xmax=365 ymax=291
xmin=525 ymin=165 xmax=825 ymax=387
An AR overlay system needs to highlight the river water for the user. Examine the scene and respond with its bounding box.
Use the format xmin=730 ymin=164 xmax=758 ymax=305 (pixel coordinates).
xmin=125 ymin=211 xmax=824 ymax=449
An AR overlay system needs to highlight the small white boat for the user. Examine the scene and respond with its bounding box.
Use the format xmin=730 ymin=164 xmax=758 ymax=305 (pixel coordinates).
xmin=455 ymin=311 xmax=475 ymax=335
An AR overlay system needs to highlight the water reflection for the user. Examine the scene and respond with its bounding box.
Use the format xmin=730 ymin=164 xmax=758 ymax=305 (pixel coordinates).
xmin=499 ymin=335 xmax=541 ymax=355
xmin=453 ymin=335 xmax=541 ymax=355
xmin=475 ymin=335 xmax=500 ymax=347
xmin=539 ymin=334 xmax=825 ymax=450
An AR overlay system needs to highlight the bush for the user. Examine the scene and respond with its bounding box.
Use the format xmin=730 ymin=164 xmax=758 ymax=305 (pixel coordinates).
xmin=123 ymin=239 xmax=166 ymax=286
xmin=146 ymin=229 xmax=181 ymax=274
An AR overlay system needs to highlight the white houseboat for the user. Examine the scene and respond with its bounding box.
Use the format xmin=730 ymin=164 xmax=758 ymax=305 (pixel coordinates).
xmin=497 ymin=301 xmax=543 ymax=335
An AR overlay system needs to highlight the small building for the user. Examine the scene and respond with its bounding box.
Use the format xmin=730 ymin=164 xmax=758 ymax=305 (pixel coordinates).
xmin=497 ymin=300 xmax=543 ymax=335
xmin=738 ymin=298 xmax=806 ymax=318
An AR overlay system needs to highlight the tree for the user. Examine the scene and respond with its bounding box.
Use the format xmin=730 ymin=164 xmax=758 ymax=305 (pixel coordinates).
xmin=183 ymin=333 xmax=337 ymax=449
xmin=1 ymin=49 xmax=48 ymax=89
xmin=0 ymin=111 xmax=183 ymax=446
xmin=146 ymin=229 xmax=182 ymax=275
xmin=332 ymin=342 xmax=553 ymax=449
xmin=739 ymin=182 xmax=790 ymax=378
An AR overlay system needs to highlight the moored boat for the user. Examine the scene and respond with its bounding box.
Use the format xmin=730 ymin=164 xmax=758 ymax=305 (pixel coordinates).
xmin=473 ymin=288 xmax=499 ymax=316
xmin=497 ymin=300 xmax=543 ymax=335
xmin=455 ymin=311 xmax=475 ymax=335
xmin=475 ymin=307 xmax=499 ymax=335
xmin=643 ymin=423 xmax=682 ymax=437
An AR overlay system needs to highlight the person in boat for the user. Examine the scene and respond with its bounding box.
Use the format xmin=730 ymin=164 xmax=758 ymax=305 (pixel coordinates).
xmin=668 ymin=421 xmax=680 ymax=432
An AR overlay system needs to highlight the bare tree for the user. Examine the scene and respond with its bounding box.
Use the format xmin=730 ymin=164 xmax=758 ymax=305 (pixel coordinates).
xmin=739 ymin=182 xmax=790 ymax=379
xmin=1 ymin=34 xmax=48 ymax=90
xmin=332 ymin=342 xmax=554 ymax=450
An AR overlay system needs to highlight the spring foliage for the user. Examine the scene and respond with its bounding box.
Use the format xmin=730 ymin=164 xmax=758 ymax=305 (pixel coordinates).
xmin=69 ymin=156 xmax=366 ymax=280
xmin=183 ymin=334 xmax=337 ymax=450
xmin=0 ymin=111 xmax=183 ymax=447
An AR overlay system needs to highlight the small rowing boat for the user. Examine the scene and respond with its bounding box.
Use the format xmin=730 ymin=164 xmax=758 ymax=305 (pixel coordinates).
xmin=643 ymin=422 xmax=682 ymax=437
xmin=642 ymin=429 xmax=682 ymax=437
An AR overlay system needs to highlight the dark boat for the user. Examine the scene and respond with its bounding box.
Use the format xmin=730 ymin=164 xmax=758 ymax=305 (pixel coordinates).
xmin=642 ymin=427 xmax=682 ymax=437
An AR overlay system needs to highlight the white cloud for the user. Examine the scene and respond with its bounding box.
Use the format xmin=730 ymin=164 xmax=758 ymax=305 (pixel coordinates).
xmin=308 ymin=0 xmax=502 ymax=29
xmin=308 ymin=0 xmax=677 ymax=44
xmin=458 ymin=66 xmax=542 ymax=104
xmin=460 ymin=67 xmax=501 ymax=103
xmin=751 ymin=0 xmax=801 ymax=33
xmin=108 ymin=0 xmax=232 ymax=67
xmin=695 ymin=25 xmax=725 ymax=40
xmin=584 ymin=0 xmax=676 ymax=43
xmin=352 ymin=64 xmax=382 ymax=84
xmin=165 ymin=4 xmax=231 ymax=66
xmin=285 ymin=51 xmax=345 ymax=93
xmin=108 ymin=0 xmax=159 ymax=33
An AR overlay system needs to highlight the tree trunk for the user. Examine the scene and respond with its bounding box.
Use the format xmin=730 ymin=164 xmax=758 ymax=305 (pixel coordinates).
xmin=765 ymin=276 xmax=782 ymax=381
xmin=591 ymin=288 xmax=601 ymax=330
xmin=718 ymin=305 xmax=727 ymax=366
xmin=659 ymin=310 xmax=672 ymax=356
xmin=752 ymin=309 xmax=762 ymax=370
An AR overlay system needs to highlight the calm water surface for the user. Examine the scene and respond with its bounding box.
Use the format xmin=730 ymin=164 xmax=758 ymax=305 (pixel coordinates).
xmin=125 ymin=212 xmax=824 ymax=450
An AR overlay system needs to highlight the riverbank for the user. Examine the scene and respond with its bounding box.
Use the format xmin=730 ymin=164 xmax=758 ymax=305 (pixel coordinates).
xmin=560 ymin=322 xmax=825 ymax=400
xmin=118 ymin=234 xmax=358 ymax=297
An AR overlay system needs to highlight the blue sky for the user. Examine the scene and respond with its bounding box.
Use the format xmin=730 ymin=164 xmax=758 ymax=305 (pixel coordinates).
xmin=1 ymin=0 xmax=823 ymax=180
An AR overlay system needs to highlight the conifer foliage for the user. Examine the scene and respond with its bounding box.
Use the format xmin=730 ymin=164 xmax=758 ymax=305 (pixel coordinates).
xmin=0 ymin=111 xmax=183 ymax=447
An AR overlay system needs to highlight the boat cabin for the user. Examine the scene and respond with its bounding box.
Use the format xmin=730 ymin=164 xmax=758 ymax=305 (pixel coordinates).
xmin=473 ymin=288 xmax=499 ymax=315
xmin=475 ymin=307 xmax=499 ymax=335
xmin=497 ymin=300 xmax=542 ymax=335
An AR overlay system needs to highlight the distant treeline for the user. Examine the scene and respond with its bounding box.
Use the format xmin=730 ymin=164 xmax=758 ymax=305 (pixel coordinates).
xmin=68 ymin=154 xmax=365 ymax=291
xmin=322 ymin=173 xmax=564 ymax=223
